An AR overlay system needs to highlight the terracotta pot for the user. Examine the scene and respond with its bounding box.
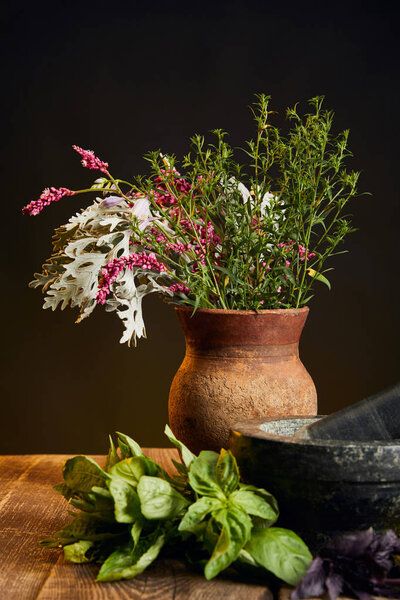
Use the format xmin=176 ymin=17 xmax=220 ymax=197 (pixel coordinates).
xmin=168 ymin=306 xmax=317 ymax=453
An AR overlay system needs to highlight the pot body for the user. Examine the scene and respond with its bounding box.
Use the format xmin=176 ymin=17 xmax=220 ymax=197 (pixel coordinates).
xmin=168 ymin=306 xmax=317 ymax=453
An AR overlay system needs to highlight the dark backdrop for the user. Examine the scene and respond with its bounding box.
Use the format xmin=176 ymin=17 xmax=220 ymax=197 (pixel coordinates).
xmin=1 ymin=0 xmax=399 ymax=453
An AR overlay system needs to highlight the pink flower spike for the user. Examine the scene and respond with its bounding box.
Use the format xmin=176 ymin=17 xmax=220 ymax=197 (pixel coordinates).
xmin=169 ymin=282 xmax=190 ymax=294
xmin=96 ymin=252 xmax=167 ymax=304
xmin=22 ymin=187 xmax=75 ymax=216
xmin=72 ymin=145 xmax=109 ymax=173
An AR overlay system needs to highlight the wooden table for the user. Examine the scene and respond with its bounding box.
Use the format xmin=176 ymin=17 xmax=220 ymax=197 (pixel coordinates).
xmin=0 ymin=450 xmax=277 ymax=599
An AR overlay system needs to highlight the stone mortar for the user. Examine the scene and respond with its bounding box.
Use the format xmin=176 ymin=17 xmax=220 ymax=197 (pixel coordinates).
xmin=229 ymin=416 xmax=400 ymax=551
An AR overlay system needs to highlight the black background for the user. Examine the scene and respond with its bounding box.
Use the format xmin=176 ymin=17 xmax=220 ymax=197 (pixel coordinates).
xmin=1 ymin=0 xmax=399 ymax=453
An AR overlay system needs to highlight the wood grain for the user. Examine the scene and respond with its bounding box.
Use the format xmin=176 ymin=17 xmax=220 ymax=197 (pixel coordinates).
xmin=0 ymin=451 xmax=273 ymax=599
xmin=278 ymin=586 xmax=386 ymax=600
xmin=37 ymin=557 xmax=272 ymax=599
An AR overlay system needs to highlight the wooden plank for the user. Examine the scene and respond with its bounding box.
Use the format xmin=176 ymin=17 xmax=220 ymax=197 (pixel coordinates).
xmin=279 ymin=585 xmax=387 ymax=600
xmin=37 ymin=557 xmax=273 ymax=600
xmin=0 ymin=455 xmax=73 ymax=600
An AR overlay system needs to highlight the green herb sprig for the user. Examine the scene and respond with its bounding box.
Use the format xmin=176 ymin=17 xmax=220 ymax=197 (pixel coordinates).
xmin=41 ymin=427 xmax=311 ymax=584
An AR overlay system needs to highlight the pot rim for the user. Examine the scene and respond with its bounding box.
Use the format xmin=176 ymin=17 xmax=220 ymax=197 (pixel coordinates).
xmin=174 ymin=305 xmax=309 ymax=316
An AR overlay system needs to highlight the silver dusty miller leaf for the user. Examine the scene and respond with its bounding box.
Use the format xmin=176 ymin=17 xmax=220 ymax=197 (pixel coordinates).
xmin=34 ymin=198 xmax=173 ymax=344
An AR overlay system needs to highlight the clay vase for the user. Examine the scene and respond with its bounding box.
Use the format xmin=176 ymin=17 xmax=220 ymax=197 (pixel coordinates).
xmin=168 ymin=306 xmax=317 ymax=453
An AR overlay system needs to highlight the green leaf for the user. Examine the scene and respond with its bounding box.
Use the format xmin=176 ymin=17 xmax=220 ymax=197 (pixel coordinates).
xmin=307 ymin=268 xmax=331 ymax=290
xmin=97 ymin=534 xmax=165 ymax=582
xmin=164 ymin=424 xmax=196 ymax=468
xmin=105 ymin=435 xmax=120 ymax=472
xmin=178 ymin=497 xmax=223 ymax=532
xmin=63 ymin=456 xmax=108 ymax=493
xmin=97 ymin=546 xmax=134 ymax=582
xmin=204 ymin=506 xmax=252 ymax=579
xmin=58 ymin=513 xmax=125 ymax=542
xmin=216 ymin=449 xmax=239 ymax=496
xmin=54 ymin=482 xmax=74 ymax=499
xmin=188 ymin=451 xmax=225 ymax=499
xmin=108 ymin=478 xmax=141 ymax=523
xmin=40 ymin=535 xmax=76 ymax=548
xmin=131 ymin=519 xmax=143 ymax=548
xmin=116 ymin=432 xmax=144 ymax=457
xmin=230 ymin=485 xmax=279 ymax=524
xmin=89 ymin=486 xmax=114 ymax=513
xmin=137 ymin=476 xmax=189 ymax=520
xmin=237 ymin=548 xmax=258 ymax=567
xmin=171 ymin=459 xmax=188 ymax=476
xmin=63 ymin=540 xmax=94 ymax=563
xmin=109 ymin=457 xmax=147 ymax=486
xmin=277 ymin=265 xmax=296 ymax=285
xmin=141 ymin=456 xmax=165 ymax=478
xmin=245 ymin=527 xmax=312 ymax=586
xmin=118 ymin=439 xmax=131 ymax=459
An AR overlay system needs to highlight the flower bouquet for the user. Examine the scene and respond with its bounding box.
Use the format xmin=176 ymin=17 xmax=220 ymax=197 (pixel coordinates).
xmin=24 ymin=95 xmax=360 ymax=347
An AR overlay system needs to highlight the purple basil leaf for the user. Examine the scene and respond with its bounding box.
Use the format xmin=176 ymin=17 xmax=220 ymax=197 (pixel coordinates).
xmin=375 ymin=530 xmax=400 ymax=563
xmin=326 ymin=571 xmax=344 ymax=600
xmin=291 ymin=557 xmax=326 ymax=599
xmin=295 ymin=529 xmax=400 ymax=600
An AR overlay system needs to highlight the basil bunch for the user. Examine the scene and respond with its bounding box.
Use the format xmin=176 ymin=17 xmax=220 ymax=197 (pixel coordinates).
xmin=41 ymin=427 xmax=311 ymax=584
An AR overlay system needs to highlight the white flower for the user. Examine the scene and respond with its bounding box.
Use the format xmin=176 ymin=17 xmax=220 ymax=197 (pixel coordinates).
xmin=131 ymin=196 xmax=156 ymax=231
xmin=236 ymin=181 xmax=280 ymax=219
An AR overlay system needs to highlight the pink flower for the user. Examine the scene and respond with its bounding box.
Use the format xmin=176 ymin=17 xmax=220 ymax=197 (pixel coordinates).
xmin=169 ymin=282 xmax=190 ymax=294
xmin=72 ymin=145 xmax=109 ymax=173
xmin=96 ymin=252 xmax=167 ymax=304
xmin=22 ymin=187 xmax=75 ymax=216
xmin=278 ymin=240 xmax=316 ymax=262
xmin=152 ymin=170 xmax=192 ymax=207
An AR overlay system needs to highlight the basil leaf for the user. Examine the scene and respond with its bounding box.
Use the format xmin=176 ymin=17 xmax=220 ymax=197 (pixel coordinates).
xmin=118 ymin=439 xmax=130 ymax=459
xmin=188 ymin=451 xmax=225 ymax=499
xmin=97 ymin=534 xmax=165 ymax=582
xmin=89 ymin=486 xmax=114 ymax=513
xmin=63 ymin=540 xmax=94 ymax=563
xmin=137 ymin=476 xmax=190 ymax=520
xmin=58 ymin=513 xmax=125 ymax=542
xmin=63 ymin=456 xmax=108 ymax=492
xmin=40 ymin=535 xmax=76 ymax=548
xmin=141 ymin=456 xmax=165 ymax=478
xmin=216 ymin=449 xmax=239 ymax=495
xmin=178 ymin=496 xmax=223 ymax=532
xmin=164 ymin=424 xmax=196 ymax=468
xmin=116 ymin=432 xmax=144 ymax=457
xmin=171 ymin=459 xmax=187 ymax=475
xmin=109 ymin=457 xmax=147 ymax=486
xmin=108 ymin=478 xmax=141 ymax=523
xmin=131 ymin=519 xmax=143 ymax=548
xmin=237 ymin=548 xmax=258 ymax=567
xmin=230 ymin=486 xmax=279 ymax=523
xmin=204 ymin=505 xmax=252 ymax=579
xmin=246 ymin=527 xmax=312 ymax=586
xmin=54 ymin=484 xmax=98 ymax=513
xmin=105 ymin=435 xmax=120 ymax=472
